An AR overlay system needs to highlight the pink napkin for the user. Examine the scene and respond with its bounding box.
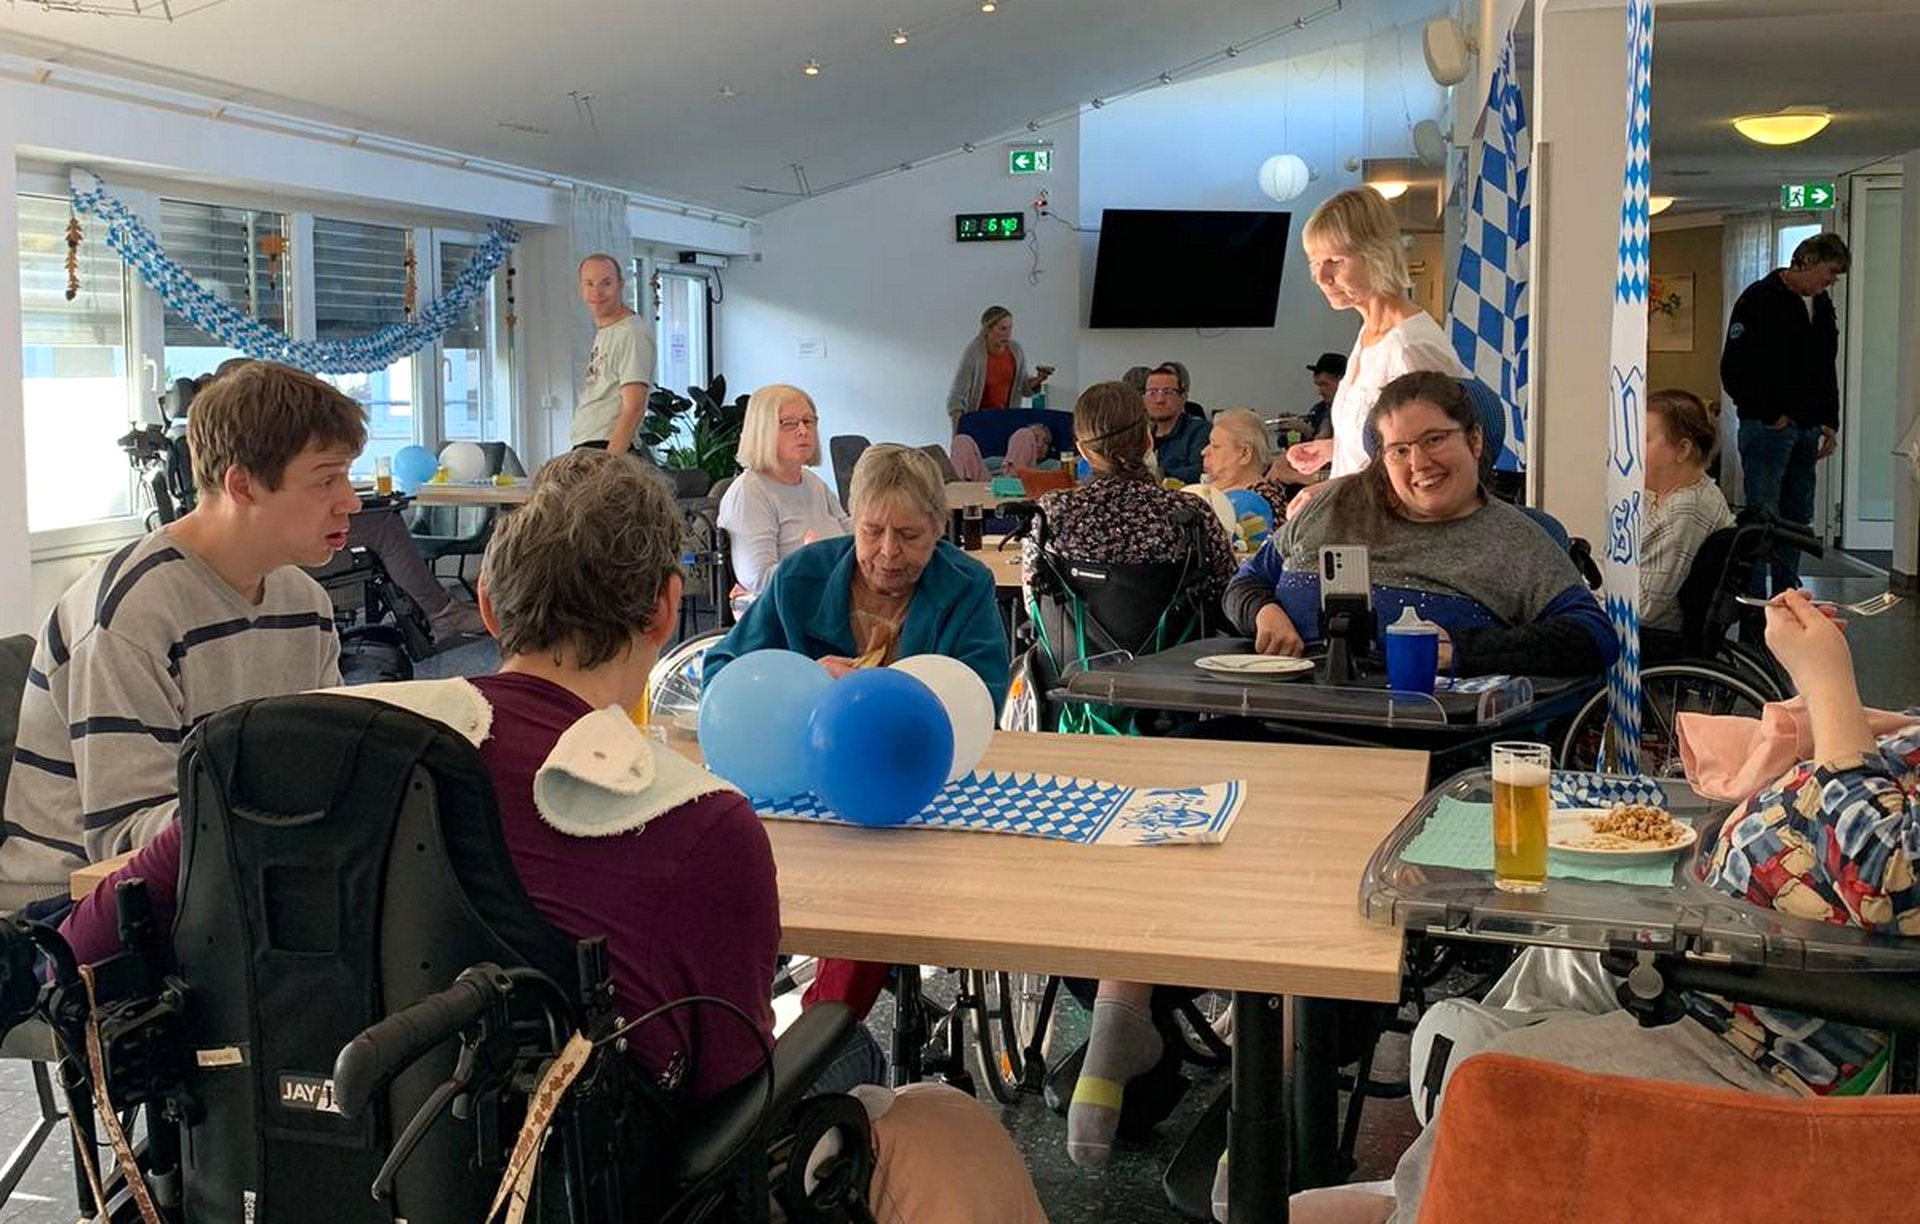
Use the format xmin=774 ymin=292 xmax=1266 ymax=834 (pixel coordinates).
xmin=1677 ymin=696 xmax=1914 ymax=800
xmin=947 ymin=433 xmax=991 ymax=482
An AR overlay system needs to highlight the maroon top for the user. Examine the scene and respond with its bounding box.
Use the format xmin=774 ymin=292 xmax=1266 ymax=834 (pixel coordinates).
xmin=60 ymin=672 xmax=780 ymax=1102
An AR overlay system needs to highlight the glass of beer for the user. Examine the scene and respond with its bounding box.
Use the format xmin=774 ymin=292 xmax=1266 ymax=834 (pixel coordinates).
xmin=1491 ymin=741 xmax=1551 ymax=893
xmin=374 ymin=454 xmax=394 ymax=497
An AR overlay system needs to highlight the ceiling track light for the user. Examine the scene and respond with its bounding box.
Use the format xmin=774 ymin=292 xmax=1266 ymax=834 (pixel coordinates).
xmin=891 ymin=29 xmax=908 ymax=46
xmin=801 ymin=59 xmax=821 ymax=77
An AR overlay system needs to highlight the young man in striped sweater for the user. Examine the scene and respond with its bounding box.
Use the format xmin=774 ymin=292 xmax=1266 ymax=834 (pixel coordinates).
xmin=0 ymin=362 xmax=366 ymax=912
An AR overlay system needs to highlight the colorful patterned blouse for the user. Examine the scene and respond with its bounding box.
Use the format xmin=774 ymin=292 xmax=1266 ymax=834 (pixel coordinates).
xmin=1691 ymin=719 xmax=1920 ymax=1094
xmin=1021 ymin=474 xmax=1237 ymax=602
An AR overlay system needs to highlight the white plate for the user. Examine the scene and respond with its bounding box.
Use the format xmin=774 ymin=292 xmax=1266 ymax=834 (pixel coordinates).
xmin=1193 ymin=654 xmax=1315 ymax=676
xmin=1548 ymin=808 xmax=1697 ymax=861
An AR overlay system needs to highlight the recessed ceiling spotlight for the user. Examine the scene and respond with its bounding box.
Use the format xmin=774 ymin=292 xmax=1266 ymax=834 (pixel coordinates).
xmin=802 ymin=59 xmax=821 ymax=77
xmin=1369 ymin=180 xmax=1411 ymax=200
xmin=717 ymin=86 xmax=738 ymax=100
xmin=980 ymin=0 xmax=997 ymax=12
xmin=892 ymin=28 xmax=909 ymax=45
xmin=1731 ymin=106 xmax=1831 ymax=146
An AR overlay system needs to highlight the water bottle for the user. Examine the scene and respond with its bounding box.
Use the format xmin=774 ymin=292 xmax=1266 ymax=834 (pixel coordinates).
xmin=1031 ymin=383 xmax=1047 ymax=410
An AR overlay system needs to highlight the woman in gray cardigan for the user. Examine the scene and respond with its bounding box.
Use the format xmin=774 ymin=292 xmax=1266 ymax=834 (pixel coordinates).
xmin=946 ymin=305 xmax=1053 ymax=427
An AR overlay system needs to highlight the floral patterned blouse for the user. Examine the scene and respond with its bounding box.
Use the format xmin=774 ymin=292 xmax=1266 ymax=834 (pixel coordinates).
xmin=1020 ymin=474 xmax=1237 ymax=602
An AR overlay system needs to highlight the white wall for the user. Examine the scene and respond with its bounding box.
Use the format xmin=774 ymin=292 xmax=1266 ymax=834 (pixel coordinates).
xmin=0 ymin=70 xmax=756 ymax=633
xmin=720 ymin=29 xmax=1444 ymax=449
xmin=1895 ymin=148 xmax=1920 ymax=586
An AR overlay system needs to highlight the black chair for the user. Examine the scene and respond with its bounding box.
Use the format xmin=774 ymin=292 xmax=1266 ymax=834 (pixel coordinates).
xmin=4 ymin=695 xmax=874 ymax=1224
xmin=827 ymin=436 xmax=870 ymax=513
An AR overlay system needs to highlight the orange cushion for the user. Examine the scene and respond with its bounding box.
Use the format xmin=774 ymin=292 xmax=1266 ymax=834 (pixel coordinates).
xmin=1014 ymin=468 xmax=1074 ymax=496
xmin=1417 ymin=1053 xmax=1920 ymax=1224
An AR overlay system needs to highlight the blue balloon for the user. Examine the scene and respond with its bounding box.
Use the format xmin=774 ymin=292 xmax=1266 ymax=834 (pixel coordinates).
xmin=699 ymin=650 xmax=833 ymax=802
xmin=1225 ymin=488 xmax=1275 ymax=536
xmin=392 ymin=445 xmax=438 ymax=494
xmin=807 ymin=670 xmax=954 ymax=827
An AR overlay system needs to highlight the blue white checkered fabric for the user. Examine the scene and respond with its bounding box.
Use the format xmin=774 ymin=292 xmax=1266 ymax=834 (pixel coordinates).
xmin=1550 ymin=772 xmax=1668 ymax=810
xmin=757 ymin=771 xmax=1244 ymax=846
xmin=1448 ymin=34 xmax=1531 ymax=474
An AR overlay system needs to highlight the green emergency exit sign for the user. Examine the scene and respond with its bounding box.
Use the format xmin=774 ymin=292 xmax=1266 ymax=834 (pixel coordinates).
xmin=1008 ymin=147 xmax=1051 ymax=175
xmin=1780 ymin=180 xmax=1835 ymax=210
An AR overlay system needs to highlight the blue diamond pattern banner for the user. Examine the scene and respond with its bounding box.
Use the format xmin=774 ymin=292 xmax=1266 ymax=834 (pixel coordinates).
xmin=758 ymin=771 xmax=1245 ymax=847
xmin=69 ymin=171 xmax=518 ymax=375
xmin=1604 ymin=0 xmax=1656 ymax=773
xmin=1448 ymin=31 xmax=1531 ymax=474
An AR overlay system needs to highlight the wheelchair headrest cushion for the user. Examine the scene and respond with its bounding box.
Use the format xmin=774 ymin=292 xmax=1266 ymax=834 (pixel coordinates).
xmin=534 ymin=707 xmax=744 ymax=837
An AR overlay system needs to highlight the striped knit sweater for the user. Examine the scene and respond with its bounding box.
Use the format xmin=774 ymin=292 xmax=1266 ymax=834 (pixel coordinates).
xmin=0 ymin=530 xmax=340 ymax=909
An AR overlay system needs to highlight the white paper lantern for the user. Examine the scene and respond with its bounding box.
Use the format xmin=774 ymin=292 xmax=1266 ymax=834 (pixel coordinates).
xmin=1258 ymin=154 xmax=1311 ymax=203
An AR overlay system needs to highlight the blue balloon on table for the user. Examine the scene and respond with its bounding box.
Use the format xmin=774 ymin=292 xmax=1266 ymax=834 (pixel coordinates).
xmin=807 ymin=669 xmax=955 ymax=827
xmin=392 ymin=444 xmax=438 ymax=494
xmin=699 ymin=649 xmax=833 ymax=802
xmin=1224 ymin=489 xmax=1275 ymax=541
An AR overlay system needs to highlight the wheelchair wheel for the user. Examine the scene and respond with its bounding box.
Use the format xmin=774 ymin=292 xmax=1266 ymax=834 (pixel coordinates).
xmin=1558 ymin=663 xmax=1772 ymax=775
xmin=971 ymin=970 xmax=1052 ymax=1104
xmin=647 ymin=629 xmax=726 ymax=723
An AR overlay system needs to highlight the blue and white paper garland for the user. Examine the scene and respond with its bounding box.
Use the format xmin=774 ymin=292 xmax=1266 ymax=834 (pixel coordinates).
xmin=69 ymin=170 xmax=519 ymax=375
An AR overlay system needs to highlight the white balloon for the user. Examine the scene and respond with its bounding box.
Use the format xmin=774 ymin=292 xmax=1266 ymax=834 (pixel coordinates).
xmin=889 ymin=654 xmax=995 ymax=783
xmin=1258 ymin=153 xmax=1311 ymax=203
xmin=440 ymin=440 xmax=489 ymax=482
xmin=1181 ymin=483 xmax=1240 ymax=538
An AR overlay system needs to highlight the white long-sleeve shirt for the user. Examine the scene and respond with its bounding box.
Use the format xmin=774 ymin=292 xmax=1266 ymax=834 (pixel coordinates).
xmin=1330 ymin=311 xmax=1468 ymax=477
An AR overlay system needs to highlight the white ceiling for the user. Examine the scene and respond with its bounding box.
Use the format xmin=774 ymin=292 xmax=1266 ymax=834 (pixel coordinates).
xmin=1653 ymin=0 xmax=1920 ymax=213
xmin=0 ymin=0 xmax=1445 ymax=218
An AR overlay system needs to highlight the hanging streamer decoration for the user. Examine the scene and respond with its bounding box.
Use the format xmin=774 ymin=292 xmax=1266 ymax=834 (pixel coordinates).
xmin=68 ymin=171 xmax=520 ymax=375
xmin=64 ymin=209 xmax=82 ymax=301
xmin=1603 ymin=0 xmax=1656 ymax=773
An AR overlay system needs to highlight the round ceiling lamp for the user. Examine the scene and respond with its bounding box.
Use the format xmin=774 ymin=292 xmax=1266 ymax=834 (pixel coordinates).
xmin=1731 ymin=107 xmax=1831 ymax=146
xmin=1648 ymin=195 xmax=1675 ymax=216
xmin=1258 ymin=154 xmax=1312 ymax=203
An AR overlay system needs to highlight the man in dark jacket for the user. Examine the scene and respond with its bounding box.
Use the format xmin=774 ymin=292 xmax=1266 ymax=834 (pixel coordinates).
xmin=1721 ymin=232 xmax=1850 ymax=591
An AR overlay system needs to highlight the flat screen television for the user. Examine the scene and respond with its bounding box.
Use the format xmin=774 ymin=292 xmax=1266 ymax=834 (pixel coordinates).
xmin=1087 ymin=209 xmax=1292 ymax=329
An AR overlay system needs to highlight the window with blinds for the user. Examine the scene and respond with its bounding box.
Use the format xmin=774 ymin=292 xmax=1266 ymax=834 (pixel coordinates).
xmin=17 ymin=193 xmax=134 ymax=530
xmin=157 ymin=199 xmax=288 ymax=350
xmin=313 ymin=217 xmax=411 ymax=339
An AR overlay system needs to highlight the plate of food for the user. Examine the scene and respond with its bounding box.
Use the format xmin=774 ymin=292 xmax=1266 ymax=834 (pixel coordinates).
xmin=1549 ymin=804 xmax=1696 ymax=861
xmin=1193 ymin=654 xmax=1315 ymax=677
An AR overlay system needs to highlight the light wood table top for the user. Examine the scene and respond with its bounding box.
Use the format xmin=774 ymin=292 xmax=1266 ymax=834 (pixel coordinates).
xmin=964 ymin=536 xmax=1024 ymax=591
xmin=72 ymin=731 xmax=1422 ymax=1003
xmin=411 ymin=479 xmax=532 ymax=507
xmin=945 ymin=482 xmax=997 ymax=511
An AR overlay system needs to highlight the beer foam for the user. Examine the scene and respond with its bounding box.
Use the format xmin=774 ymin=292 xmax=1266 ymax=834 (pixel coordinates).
xmin=1492 ymin=756 xmax=1549 ymax=787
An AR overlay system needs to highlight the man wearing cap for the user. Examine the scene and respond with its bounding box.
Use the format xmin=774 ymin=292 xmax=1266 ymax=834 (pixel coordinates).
xmin=1301 ymin=351 xmax=1345 ymax=441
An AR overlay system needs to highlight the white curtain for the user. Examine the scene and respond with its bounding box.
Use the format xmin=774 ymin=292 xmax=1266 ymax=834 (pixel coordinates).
xmin=568 ymin=185 xmax=632 ymax=413
xmin=1717 ymin=211 xmax=1774 ymax=504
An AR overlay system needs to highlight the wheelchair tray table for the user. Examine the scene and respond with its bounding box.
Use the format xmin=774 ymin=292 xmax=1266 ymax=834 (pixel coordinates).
xmin=1360 ymin=769 xmax=1920 ymax=975
xmin=1060 ymin=636 xmax=1588 ymax=731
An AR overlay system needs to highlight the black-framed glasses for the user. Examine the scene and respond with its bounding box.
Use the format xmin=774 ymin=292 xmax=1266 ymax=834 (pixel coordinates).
xmin=1380 ymin=426 xmax=1466 ymax=465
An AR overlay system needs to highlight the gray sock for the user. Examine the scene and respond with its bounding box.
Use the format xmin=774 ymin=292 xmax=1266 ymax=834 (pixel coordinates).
xmin=1066 ymin=997 xmax=1162 ymax=1169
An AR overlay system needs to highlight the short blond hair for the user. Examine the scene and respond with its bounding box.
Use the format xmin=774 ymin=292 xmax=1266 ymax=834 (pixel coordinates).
xmin=848 ymin=443 xmax=946 ymax=527
xmin=480 ymin=449 xmax=682 ymax=669
xmin=735 ymin=384 xmax=820 ymax=472
xmin=1302 ymin=188 xmax=1410 ymax=295
xmin=1209 ymin=408 xmax=1270 ymax=470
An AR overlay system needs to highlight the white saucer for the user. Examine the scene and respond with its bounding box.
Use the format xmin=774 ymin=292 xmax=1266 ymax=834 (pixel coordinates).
xmin=1194 ymin=654 xmax=1315 ymax=676
xmin=1548 ymin=809 xmax=1697 ymax=861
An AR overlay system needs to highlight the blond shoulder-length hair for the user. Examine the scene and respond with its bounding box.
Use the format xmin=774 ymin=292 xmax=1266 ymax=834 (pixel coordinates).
xmin=735 ymin=383 xmax=821 ymax=472
xmin=1301 ymin=188 xmax=1411 ymax=297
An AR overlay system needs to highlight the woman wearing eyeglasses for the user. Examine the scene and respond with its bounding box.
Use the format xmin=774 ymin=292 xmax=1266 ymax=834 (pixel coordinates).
xmin=1226 ymin=372 xmax=1615 ymax=677
xmin=1286 ymin=189 xmax=1467 ymax=487
xmin=717 ymin=384 xmax=852 ymax=595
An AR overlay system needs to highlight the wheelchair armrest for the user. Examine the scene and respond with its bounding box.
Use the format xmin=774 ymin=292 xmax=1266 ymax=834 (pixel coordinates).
xmin=671 ymin=1001 xmax=854 ymax=1184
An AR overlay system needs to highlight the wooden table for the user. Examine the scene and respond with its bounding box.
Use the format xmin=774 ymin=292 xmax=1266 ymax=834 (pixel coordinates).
xmin=965 ymin=536 xmax=1024 ymax=592
xmin=945 ymin=482 xmax=997 ymax=511
xmin=71 ymin=729 xmax=1424 ymax=1221
xmin=410 ymin=479 xmax=532 ymax=507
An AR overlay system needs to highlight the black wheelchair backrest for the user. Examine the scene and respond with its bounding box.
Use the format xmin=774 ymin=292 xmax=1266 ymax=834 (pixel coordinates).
xmin=172 ymin=693 xmax=575 ymax=1224
xmin=1028 ymin=503 xmax=1217 ymax=665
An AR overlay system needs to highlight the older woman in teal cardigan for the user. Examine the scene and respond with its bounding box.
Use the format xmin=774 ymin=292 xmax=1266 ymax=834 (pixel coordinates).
xmin=705 ymin=443 xmax=1009 ymax=1026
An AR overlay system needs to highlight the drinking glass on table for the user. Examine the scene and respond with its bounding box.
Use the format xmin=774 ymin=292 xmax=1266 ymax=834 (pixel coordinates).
xmin=374 ymin=454 xmax=394 ymax=497
xmin=1491 ymin=741 xmax=1551 ymax=893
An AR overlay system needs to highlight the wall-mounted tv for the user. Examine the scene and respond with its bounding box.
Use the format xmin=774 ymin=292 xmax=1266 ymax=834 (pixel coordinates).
xmin=1087 ymin=209 xmax=1292 ymax=329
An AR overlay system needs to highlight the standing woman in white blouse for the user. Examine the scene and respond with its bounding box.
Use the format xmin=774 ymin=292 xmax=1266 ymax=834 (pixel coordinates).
xmin=717 ymin=384 xmax=851 ymax=594
xmin=1287 ymin=187 xmax=1467 ymax=485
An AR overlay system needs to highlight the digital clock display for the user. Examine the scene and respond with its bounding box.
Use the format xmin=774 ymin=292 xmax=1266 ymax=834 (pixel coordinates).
xmin=955 ymin=212 xmax=1026 ymax=242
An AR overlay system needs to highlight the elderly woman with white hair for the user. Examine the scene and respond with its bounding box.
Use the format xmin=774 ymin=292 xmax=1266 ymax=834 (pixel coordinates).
xmin=705 ymin=443 xmax=1010 ymax=1026
xmin=1287 ymin=187 xmax=1467 ymax=483
xmin=1202 ymin=407 xmax=1290 ymax=525
xmin=716 ymin=383 xmax=851 ymax=594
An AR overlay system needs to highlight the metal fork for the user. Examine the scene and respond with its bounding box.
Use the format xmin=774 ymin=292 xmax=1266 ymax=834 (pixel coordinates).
xmin=1734 ymin=591 xmax=1903 ymax=617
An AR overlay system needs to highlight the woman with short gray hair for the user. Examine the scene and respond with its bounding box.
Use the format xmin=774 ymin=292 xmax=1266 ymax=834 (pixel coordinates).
xmin=1202 ymin=408 xmax=1290 ymax=526
xmin=704 ymin=440 xmax=1010 ymax=1024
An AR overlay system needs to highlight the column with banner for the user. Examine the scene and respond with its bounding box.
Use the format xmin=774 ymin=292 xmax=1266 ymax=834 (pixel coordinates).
xmin=1603 ymin=0 xmax=1656 ymax=772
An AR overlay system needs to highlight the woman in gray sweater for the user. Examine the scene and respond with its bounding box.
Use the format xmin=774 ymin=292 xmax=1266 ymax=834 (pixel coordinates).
xmin=946 ymin=306 xmax=1053 ymax=426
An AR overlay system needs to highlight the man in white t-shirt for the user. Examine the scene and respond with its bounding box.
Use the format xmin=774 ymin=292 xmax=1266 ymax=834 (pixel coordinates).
xmin=570 ymin=253 xmax=656 ymax=453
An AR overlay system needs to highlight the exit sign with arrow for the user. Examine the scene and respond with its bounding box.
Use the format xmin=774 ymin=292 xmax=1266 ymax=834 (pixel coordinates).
xmin=1008 ymin=147 xmax=1051 ymax=175
xmin=1780 ymin=180 xmax=1835 ymax=210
